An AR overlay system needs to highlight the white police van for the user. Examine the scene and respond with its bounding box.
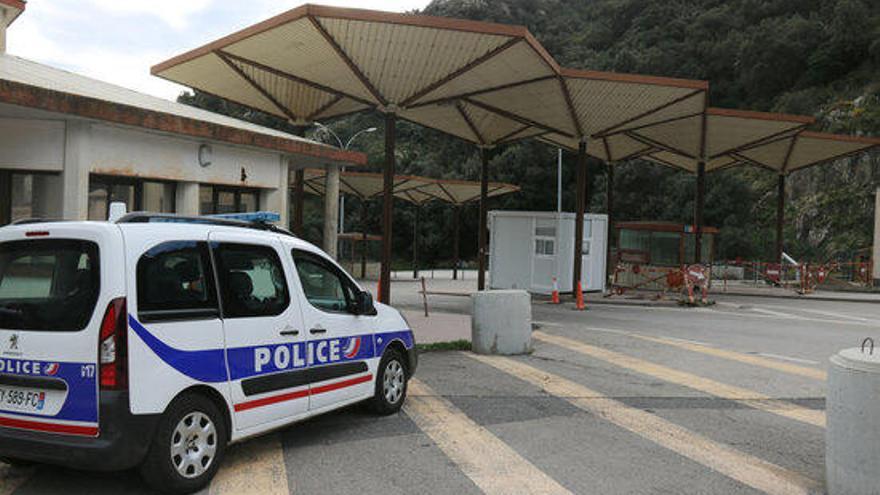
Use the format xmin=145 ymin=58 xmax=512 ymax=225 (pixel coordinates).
xmin=0 ymin=212 xmax=416 ymax=493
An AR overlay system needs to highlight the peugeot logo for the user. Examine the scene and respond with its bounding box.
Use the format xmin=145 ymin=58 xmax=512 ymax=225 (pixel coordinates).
xmin=8 ymin=334 xmax=18 ymax=350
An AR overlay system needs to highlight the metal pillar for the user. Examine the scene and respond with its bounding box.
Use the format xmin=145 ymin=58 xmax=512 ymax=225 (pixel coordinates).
xmin=361 ymin=198 xmax=368 ymax=280
xmin=606 ymin=163 xmax=614 ymax=279
xmin=291 ymin=169 xmax=305 ymax=236
xmin=453 ymin=205 xmax=461 ymax=280
xmin=379 ymin=113 xmax=396 ymax=304
xmin=477 ymin=147 xmax=490 ymax=291
xmin=775 ymin=174 xmax=785 ymax=264
xmin=412 ymin=205 xmax=419 ymax=279
xmin=573 ymin=140 xmax=588 ymax=293
xmin=694 ymin=161 xmax=706 ymax=263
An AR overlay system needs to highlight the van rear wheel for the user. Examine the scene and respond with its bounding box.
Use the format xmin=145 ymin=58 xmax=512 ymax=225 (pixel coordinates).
xmin=139 ymin=393 xmax=227 ymax=494
xmin=368 ymin=348 xmax=408 ymax=415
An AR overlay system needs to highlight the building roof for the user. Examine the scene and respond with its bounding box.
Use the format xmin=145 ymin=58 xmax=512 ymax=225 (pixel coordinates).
xmin=0 ymin=0 xmax=25 ymax=24
xmin=0 ymin=53 xmax=366 ymax=166
xmin=152 ymin=4 xmax=708 ymax=149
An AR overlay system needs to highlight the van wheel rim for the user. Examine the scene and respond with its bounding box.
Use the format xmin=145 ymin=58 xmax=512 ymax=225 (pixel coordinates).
xmin=383 ymin=360 xmax=405 ymax=404
xmin=170 ymin=412 xmax=217 ymax=479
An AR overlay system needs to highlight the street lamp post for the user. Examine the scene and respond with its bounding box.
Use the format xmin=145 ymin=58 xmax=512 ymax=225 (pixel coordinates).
xmin=313 ymin=123 xmax=378 ymax=234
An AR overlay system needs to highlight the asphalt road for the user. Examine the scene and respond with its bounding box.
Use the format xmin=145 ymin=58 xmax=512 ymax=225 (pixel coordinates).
xmin=3 ymin=293 xmax=873 ymax=494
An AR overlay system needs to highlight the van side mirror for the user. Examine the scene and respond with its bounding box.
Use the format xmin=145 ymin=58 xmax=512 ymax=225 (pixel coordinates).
xmin=354 ymin=290 xmax=377 ymax=316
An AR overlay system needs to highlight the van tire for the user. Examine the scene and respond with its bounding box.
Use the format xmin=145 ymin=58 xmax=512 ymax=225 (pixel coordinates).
xmin=368 ymin=348 xmax=408 ymax=415
xmin=139 ymin=393 xmax=227 ymax=494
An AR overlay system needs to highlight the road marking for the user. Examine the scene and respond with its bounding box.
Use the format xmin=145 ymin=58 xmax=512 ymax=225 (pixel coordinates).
xmin=624 ymin=333 xmax=826 ymax=381
xmin=466 ymin=353 xmax=817 ymax=495
xmin=758 ymin=353 xmax=821 ymax=366
xmin=759 ymin=305 xmax=868 ymax=322
xmin=0 ymin=463 xmax=33 ymax=495
xmin=533 ymin=320 xmax=563 ymax=327
xmin=405 ymin=378 xmax=572 ymax=495
xmin=210 ymin=434 xmax=289 ymax=495
xmin=533 ymin=332 xmax=825 ymax=428
xmin=578 ymin=325 xmax=821 ymax=371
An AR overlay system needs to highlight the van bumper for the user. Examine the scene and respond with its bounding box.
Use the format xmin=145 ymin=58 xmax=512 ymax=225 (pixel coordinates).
xmin=0 ymin=391 xmax=160 ymax=471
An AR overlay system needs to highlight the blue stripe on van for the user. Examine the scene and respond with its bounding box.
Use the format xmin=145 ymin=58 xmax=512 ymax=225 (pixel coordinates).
xmin=129 ymin=316 xmax=413 ymax=384
xmin=129 ymin=316 xmax=229 ymax=383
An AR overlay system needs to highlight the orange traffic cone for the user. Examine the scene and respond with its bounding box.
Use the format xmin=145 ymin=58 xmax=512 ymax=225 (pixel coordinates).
xmin=551 ymin=277 xmax=560 ymax=304
xmin=575 ymin=281 xmax=585 ymax=311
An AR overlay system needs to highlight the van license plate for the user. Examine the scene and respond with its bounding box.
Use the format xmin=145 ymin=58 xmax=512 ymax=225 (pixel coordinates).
xmin=0 ymin=386 xmax=48 ymax=413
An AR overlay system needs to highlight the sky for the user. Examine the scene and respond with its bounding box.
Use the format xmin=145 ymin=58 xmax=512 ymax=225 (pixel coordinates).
xmin=6 ymin=0 xmax=431 ymax=100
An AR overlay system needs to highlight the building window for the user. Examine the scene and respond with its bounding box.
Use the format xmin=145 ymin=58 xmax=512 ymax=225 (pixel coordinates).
xmin=87 ymin=175 xmax=176 ymax=221
xmin=0 ymin=171 xmax=60 ymax=225
xmin=199 ymin=185 xmax=260 ymax=215
xmin=534 ymin=220 xmax=556 ymax=257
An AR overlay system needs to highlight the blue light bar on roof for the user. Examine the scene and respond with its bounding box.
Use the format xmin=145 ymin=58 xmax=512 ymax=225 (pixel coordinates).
xmin=207 ymin=211 xmax=281 ymax=223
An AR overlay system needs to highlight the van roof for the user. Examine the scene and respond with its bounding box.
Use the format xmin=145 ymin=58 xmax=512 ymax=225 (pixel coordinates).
xmin=1 ymin=220 xmax=318 ymax=251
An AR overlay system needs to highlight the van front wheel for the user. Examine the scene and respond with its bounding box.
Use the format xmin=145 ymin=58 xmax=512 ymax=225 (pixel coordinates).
xmin=368 ymin=348 xmax=408 ymax=415
xmin=139 ymin=393 xmax=227 ymax=494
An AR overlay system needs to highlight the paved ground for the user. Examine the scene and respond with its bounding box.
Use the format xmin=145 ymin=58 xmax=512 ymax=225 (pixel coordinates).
xmin=3 ymin=285 xmax=875 ymax=494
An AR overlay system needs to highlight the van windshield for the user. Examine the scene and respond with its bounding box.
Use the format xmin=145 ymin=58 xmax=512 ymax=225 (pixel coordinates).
xmin=0 ymin=239 xmax=100 ymax=332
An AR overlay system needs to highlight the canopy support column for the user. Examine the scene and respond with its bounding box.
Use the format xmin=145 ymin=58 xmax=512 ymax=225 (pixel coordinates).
xmin=694 ymin=161 xmax=706 ymax=263
xmin=606 ymin=163 xmax=614 ymax=280
xmin=361 ymin=198 xmax=368 ymax=280
xmin=323 ymin=164 xmax=340 ymax=258
xmin=380 ymin=112 xmax=396 ymax=304
xmin=478 ymin=147 xmax=491 ymax=291
xmin=573 ymin=140 xmax=588 ymax=293
xmin=292 ymin=169 xmax=305 ymax=236
xmin=453 ymin=204 xmax=461 ymax=281
xmin=412 ymin=205 xmax=420 ymax=280
xmin=776 ymin=174 xmax=785 ymax=264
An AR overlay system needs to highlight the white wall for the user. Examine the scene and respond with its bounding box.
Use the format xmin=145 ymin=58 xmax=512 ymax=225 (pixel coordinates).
xmin=88 ymin=124 xmax=282 ymax=188
xmin=0 ymin=118 xmax=65 ymax=171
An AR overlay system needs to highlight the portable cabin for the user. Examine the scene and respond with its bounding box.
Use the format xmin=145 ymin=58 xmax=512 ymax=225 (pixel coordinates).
xmin=488 ymin=211 xmax=608 ymax=294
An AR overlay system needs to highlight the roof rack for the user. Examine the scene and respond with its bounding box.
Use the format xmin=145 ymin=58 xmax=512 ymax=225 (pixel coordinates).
xmin=116 ymin=212 xmax=297 ymax=238
xmin=8 ymin=218 xmax=68 ymax=226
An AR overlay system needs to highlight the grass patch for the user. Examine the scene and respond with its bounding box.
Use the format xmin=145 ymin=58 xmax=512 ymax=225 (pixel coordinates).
xmin=416 ymin=340 xmax=472 ymax=353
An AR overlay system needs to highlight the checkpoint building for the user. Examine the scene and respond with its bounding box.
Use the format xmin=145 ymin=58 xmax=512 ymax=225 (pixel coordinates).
xmin=0 ymin=0 xmax=363 ymax=228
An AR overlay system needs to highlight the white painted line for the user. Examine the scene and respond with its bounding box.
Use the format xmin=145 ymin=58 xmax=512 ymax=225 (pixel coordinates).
xmin=533 ymin=321 xmax=563 ymax=327
xmin=750 ymin=307 xmax=803 ymax=319
xmin=405 ymin=379 xmax=572 ymax=495
xmin=760 ymin=305 xmax=868 ymax=322
xmin=758 ymin=353 xmax=821 ymax=366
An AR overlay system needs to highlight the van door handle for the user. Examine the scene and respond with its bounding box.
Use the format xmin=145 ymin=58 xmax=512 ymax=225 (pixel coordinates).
xmin=309 ymin=328 xmax=327 ymax=335
xmin=280 ymin=329 xmax=300 ymax=337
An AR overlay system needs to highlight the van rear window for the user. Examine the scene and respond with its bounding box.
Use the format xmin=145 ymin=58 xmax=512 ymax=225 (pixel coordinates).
xmin=0 ymin=239 xmax=100 ymax=332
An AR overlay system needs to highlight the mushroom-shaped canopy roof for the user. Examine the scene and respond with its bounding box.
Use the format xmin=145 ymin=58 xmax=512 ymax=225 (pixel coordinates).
xmin=153 ymin=4 xmax=708 ymax=149
xmin=299 ymin=169 xmax=519 ymax=205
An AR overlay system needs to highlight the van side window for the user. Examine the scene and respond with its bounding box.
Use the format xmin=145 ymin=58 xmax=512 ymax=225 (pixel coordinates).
xmin=137 ymin=241 xmax=218 ymax=322
xmin=214 ymin=243 xmax=289 ymax=318
xmin=291 ymin=250 xmax=356 ymax=314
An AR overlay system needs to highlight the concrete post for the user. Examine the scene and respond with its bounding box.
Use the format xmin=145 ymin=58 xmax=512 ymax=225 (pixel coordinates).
xmin=323 ymin=164 xmax=340 ymax=258
xmin=259 ymin=157 xmax=290 ymax=229
xmin=0 ymin=9 xmax=7 ymax=54
xmin=471 ymin=290 xmax=532 ymax=355
xmin=873 ymin=187 xmax=880 ymax=283
xmin=175 ymin=182 xmax=200 ymax=215
xmin=62 ymin=121 xmax=91 ymax=220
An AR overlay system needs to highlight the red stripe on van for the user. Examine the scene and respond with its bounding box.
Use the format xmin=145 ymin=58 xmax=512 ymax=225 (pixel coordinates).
xmin=0 ymin=416 xmax=99 ymax=437
xmin=234 ymin=374 xmax=373 ymax=412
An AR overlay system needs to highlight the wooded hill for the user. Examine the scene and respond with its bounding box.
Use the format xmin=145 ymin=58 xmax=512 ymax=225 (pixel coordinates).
xmin=180 ymin=0 xmax=880 ymax=266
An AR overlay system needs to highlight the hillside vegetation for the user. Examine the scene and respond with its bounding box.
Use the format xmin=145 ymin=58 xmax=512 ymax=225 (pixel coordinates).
xmin=181 ymin=0 xmax=880 ymax=265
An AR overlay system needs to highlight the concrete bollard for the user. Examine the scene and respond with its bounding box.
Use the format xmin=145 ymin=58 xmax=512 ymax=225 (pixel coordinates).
xmin=471 ymin=290 xmax=531 ymax=355
xmin=827 ymin=344 xmax=880 ymax=494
